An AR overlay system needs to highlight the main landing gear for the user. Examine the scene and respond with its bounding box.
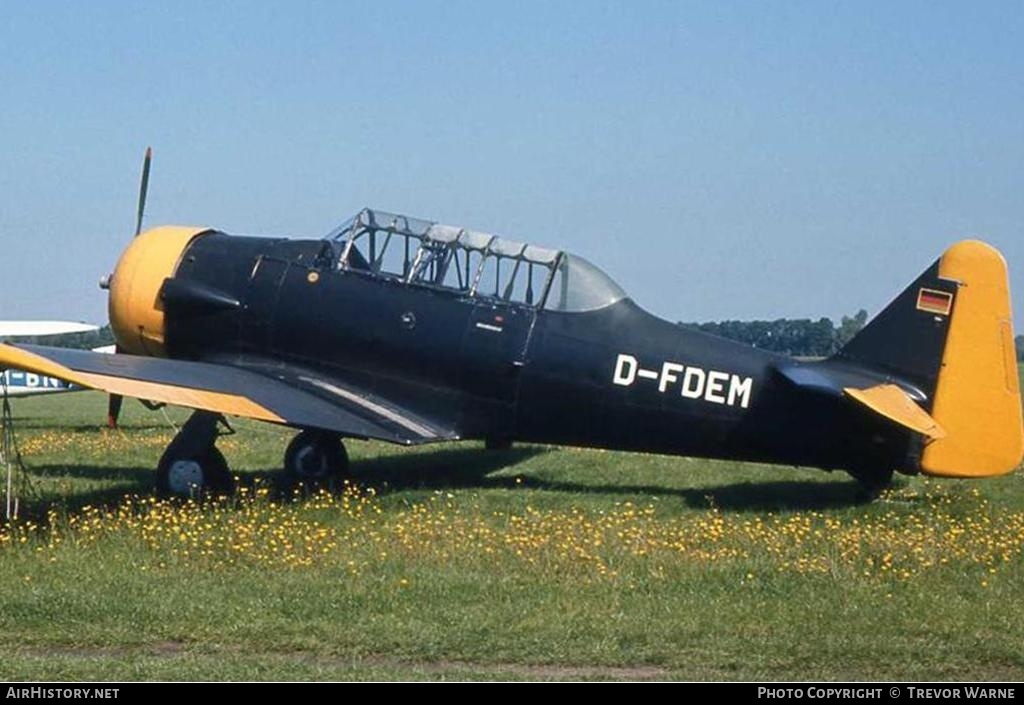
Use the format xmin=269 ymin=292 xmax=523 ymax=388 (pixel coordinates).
xmin=156 ymin=411 xmax=351 ymax=497
xmin=282 ymin=429 xmax=349 ymax=485
xmin=156 ymin=411 xmax=234 ymax=497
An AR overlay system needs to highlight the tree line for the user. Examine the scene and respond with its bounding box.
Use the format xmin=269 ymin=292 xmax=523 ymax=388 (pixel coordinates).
xmin=1 ymin=326 xmax=115 ymax=350
xmin=679 ymin=310 xmax=870 ymax=358
xmin=683 ymin=313 xmax=1024 ymax=362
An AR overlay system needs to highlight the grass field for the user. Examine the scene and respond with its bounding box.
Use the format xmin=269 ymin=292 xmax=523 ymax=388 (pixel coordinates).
xmin=0 ymin=372 xmax=1022 ymax=681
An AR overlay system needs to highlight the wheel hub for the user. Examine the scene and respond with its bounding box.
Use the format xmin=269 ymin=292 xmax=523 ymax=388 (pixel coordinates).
xmin=167 ymin=459 xmax=204 ymax=495
xmin=294 ymin=445 xmax=327 ymax=478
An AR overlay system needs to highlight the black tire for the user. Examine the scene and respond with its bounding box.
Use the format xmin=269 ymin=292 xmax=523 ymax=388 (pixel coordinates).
xmin=485 ymin=436 xmax=513 ymax=451
xmin=283 ymin=430 xmax=349 ymax=483
xmin=846 ymin=465 xmax=894 ymax=499
xmin=156 ymin=446 xmax=234 ymax=498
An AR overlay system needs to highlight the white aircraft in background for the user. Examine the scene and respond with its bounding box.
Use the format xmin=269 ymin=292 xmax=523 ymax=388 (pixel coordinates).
xmin=0 ymin=321 xmax=101 ymax=397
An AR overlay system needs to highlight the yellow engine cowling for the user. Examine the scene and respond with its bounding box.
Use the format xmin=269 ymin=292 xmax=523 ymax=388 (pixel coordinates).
xmin=108 ymin=226 xmax=211 ymax=356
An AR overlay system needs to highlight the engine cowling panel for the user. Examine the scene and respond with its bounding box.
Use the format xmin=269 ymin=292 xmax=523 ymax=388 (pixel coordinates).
xmin=108 ymin=226 xmax=211 ymax=356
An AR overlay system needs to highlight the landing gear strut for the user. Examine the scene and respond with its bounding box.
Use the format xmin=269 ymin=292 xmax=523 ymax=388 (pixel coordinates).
xmin=283 ymin=430 xmax=349 ymax=485
xmin=156 ymin=411 xmax=234 ymax=497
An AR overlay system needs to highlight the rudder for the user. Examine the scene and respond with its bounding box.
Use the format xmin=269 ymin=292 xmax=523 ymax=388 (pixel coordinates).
xmin=920 ymin=240 xmax=1023 ymax=477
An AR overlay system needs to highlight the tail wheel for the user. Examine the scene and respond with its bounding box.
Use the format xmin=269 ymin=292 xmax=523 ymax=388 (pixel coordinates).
xmin=156 ymin=446 xmax=233 ymax=498
xmin=485 ymin=437 xmax=513 ymax=451
xmin=846 ymin=465 xmax=894 ymax=498
xmin=284 ymin=430 xmax=349 ymax=483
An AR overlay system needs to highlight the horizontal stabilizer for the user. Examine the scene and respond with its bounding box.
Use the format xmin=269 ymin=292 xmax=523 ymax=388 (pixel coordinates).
xmin=844 ymin=384 xmax=945 ymax=440
xmin=775 ymin=362 xmax=926 ymax=401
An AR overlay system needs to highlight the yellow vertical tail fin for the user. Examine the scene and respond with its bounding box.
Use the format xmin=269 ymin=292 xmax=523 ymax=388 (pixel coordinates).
xmin=921 ymin=240 xmax=1023 ymax=478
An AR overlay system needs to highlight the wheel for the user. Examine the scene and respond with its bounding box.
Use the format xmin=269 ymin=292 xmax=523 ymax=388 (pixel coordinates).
xmin=846 ymin=465 xmax=894 ymax=499
xmin=283 ymin=430 xmax=349 ymax=483
xmin=485 ymin=436 xmax=513 ymax=451
xmin=156 ymin=446 xmax=234 ymax=498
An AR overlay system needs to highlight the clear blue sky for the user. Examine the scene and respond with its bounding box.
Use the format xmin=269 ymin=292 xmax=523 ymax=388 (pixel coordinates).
xmin=2 ymin=1 xmax=1022 ymax=328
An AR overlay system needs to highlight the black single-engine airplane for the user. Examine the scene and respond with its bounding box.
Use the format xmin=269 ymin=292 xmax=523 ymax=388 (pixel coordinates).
xmin=0 ymin=153 xmax=1021 ymax=496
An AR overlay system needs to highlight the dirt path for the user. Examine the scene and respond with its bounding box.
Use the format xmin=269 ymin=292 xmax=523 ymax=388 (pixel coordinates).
xmin=19 ymin=643 xmax=672 ymax=681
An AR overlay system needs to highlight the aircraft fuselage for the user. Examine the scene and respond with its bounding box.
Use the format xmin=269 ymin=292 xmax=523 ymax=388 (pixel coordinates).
xmin=1 ymin=369 xmax=78 ymax=397
xmin=157 ymin=233 xmax=912 ymax=476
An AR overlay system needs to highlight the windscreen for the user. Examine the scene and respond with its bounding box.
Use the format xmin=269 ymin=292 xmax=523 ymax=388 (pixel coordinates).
xmin=544 ymin=254 xmax=628 ymax=312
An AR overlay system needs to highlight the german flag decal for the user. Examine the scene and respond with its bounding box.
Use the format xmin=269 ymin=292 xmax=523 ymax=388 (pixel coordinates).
xmin=917 ymin=287 xmax=954 ymax=316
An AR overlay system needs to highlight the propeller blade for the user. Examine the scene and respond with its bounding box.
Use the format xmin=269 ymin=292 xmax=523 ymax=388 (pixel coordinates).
xmin=106 ymin=342 xmax=126 ymax=428
xmin=109 ymin=147 xmax=151 ymax=425
xmin=134 ymin=147 xmax=152 ymax=237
